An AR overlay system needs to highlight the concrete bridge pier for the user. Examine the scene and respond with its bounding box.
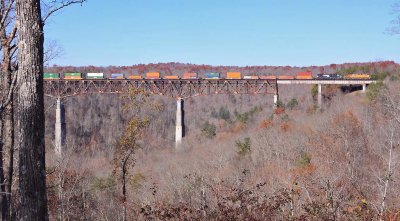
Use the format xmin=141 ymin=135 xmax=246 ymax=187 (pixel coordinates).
xmin=176 ymin=98 xmax=184 ymax=148
xmin=317 ymin=84 xmax=322 ymax=108
xmin=362 ymin=84 xmax=367 ymax=92
xmin=273 ymin=94 xmax=279 ymax=108
xmin=55 ymin=98 xmax=65 ymax=157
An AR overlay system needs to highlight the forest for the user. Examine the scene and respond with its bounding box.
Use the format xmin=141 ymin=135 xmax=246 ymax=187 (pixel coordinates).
xmin=40 ymin=62 xmax=400 ymax=220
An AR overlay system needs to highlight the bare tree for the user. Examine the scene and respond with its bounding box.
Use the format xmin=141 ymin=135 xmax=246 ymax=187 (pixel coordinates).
xmin=114 ymin=89 xmax=150 ymax=221
xmin=0 ymin=1 xmax=18 ymax=220
xmin=15 ymin=0 xmax=48 ymax=219
xmin=375 ymin=86 xmax=400 ymax=220
xmin=0 ymin=0 xmax=85 ymax=219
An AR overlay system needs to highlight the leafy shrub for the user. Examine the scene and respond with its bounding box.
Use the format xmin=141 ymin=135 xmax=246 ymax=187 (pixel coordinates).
xmin=281 ymin=113 xmax=290 ymax=121
xmin=370 ymin=71 xmax=389 ymax=81
xmin=218 ymin=106 xmax=231 ymax=122
xmin=91 ymin=177 xmax=115 ymax=190
xmin=311 ymin=85 xmax=318 ymax=99
xmin=286 ymin=98 xmax=298 ymax=110
xmin=236 ymin=137 xmax=251 ymax=156
xmin=210 ymin=107 xmax=218 ymax=118
xmin=201 ymin=122 xmax=216 ymax=138
xmin=235 ymin=106 xmax=262 ymax=124
xmin=129 ymin=172 xmax=145 ymax=189
xmin=236 ymin=112 xmax=250 ymax=124
xmin=366 ymin=81 xmax=385 ymax=101
xmin=276 ymin=99 xmax=285 ymax=108
xmin=298 ymin=153 xmax=311 ymax=166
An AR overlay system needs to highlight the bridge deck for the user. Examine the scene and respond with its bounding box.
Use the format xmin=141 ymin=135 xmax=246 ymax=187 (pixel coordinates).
xmin=43 ymin=79 xmax=376 ymax=98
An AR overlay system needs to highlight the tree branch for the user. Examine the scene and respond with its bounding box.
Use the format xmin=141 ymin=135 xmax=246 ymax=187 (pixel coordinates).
xmin=42 ymin=0 xmax=86 ymax=24
xmin=0 ymin=0 xmax=14 ymax=31
xmin=6 ymin=22 xmax=16 ymax=46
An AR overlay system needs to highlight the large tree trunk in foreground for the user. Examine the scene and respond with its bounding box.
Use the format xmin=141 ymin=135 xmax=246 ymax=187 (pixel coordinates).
xmin=16 ymin=0 xmax=48 ymax=220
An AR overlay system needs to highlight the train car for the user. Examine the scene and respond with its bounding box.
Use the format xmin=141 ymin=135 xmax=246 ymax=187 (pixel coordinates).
xmin=164 ymin=75 xmax=180 ymax=79
xmin=344 ymin=74 xmax=371 ymax=79
xmin=316 ymin=73 xmax=342 ymax=80
xmin=243 ymin=75 xmax=259 ymax=79
xmin=183 ymin=72 xmax=198 ymax=79
xmin=146 ymin=72 xmax=160 ymax=79
xmin=278 ymin=75 xmax=295 ymax=80
xmin=43 ymin=73 xmax=60 ymax=79
xmin=127 ymin=75 xmax=143 ymax=79
xmin=259 ymin=76 xmax=277 ymax=80
xmin=86 ymin=73 xmax=104 ymax=79
xmin=110 ymin=73 xmax=125 ymax=79
xmin=226 ymin=72 xmax=241 ymax=79
xmin=296 ymin=71 xmax=313 ymax=79
xmin=205 ymin=72 xmax=220 ymax=79
xmin=64 ymin=73 xmax=83 ymax=80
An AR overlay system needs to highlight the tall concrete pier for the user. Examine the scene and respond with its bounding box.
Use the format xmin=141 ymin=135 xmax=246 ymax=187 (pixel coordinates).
xmin=317 ymin=84 xmax=322 ymax=108
xmin=273 ymin=94 xmax=279 ymax=108
xmin=176 ymin=98 xmax=183 ymax=148
xmin=55 ymin=98 xmax=65 ymax=156
xmin=362 ymin=84 xmax=367 ymax=92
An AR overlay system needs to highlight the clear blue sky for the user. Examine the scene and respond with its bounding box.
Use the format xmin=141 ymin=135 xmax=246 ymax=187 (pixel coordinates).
xmin=44 ymin=0 xmax=400 ymax=67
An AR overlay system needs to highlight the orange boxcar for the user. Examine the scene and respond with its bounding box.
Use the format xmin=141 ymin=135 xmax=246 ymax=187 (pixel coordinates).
xmin=296 ymin=76 xmax=313 ymax=79
xmin=183 ymin=72 xmax=198 ymax=79
xmin=278 ymin=75 xmax=295 ymax=80
xmin=164 ymin=75 xmax=180 ymax=79
xmin=127 ymin=75 xmax=143 ymax=79
xmin=146 ymin=72 xmax=160 ymax=79
xmin=260 ymin=76 xmax=277 ymax=80
xmin=226 ymin=72 xmax=241 ymax=79
xmin=296 ymin=71 xmax=313 ymax=79
xmin=64 ymin=76 xmax=82 ymax=80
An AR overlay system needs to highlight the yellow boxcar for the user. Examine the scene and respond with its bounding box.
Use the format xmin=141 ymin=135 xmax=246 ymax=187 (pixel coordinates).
xmin=146 ymin=72 xmax=160 ymax=79
xmin=164 ymin=75 xmax=180 ymax=79
xmin=226 ymin=72 xmax=241 ymax=79
xmin=127 ymin=75 xmax=143 ymax=79
xmin=278 ymin=76 xmax=295 ymax=80
xmin=345 ymin=74 xmax=370 ymax=79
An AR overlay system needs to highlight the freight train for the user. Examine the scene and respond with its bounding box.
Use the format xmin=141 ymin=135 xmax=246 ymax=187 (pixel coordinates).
xmin=43 ymin=71 xmax=371 ymax=80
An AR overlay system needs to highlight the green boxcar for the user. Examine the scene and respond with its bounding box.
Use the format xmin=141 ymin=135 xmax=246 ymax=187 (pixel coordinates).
xmin=86 ymin=76 xmax=104 ymax=79
xmin=64 ymin=73 xmax=82 ymax=76
xmin=43 ymin=73 xmax=60 ymax=79
xmin=205 ymin=72 xmax=220 ymax=79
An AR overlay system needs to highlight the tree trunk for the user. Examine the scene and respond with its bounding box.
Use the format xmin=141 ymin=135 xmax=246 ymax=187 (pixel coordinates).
xmin=0 ymin=119 xmax=5 ymax=221
xmin=2 ymin=57 xmax=15 ymax=221
xmin=15 ymin=0 xmax=48 ymax=220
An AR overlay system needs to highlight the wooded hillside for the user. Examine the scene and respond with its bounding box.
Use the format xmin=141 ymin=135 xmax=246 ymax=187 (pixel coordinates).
xmin=43 ymin=62 xmax=400 ymax=220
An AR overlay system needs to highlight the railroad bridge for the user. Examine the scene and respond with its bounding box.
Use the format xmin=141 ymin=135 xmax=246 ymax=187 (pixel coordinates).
xmin=44 ymin=79 xmax=376 ymax=155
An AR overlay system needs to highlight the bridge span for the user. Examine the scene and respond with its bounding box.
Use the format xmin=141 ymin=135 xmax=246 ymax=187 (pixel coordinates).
xmin=44 ymin=78 xmax=376 ymax=155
